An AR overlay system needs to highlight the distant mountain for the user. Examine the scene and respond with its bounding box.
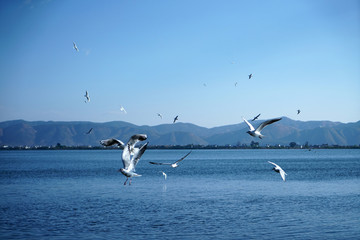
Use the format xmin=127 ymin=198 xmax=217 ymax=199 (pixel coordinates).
xmin=0 ymin=118 xmax=359 ymax=147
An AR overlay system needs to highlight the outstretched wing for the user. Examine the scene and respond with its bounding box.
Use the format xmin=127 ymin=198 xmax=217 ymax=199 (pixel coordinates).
xmin=174 ymin=151 xmax=192 ymax=164
xmin=257 ymin=118 xmax=282 ymax=132
xmin=149 ymin=162 xmax=172 ymax=165
xmin=268 ymin=161 xmax=280 ymax=168
xmin=243 ymin=117 xmax=255 ymax=131
xmin=130 ymin=142 xmax=148 ymax=172
xmin=279 ymin=169 xmax=287 ymax=181
xmin=100 ymin=138 xmax=124 ymax=147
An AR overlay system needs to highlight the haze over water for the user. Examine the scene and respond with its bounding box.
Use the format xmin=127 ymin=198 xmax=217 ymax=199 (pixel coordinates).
xmin=1 ymin=149 xmax=359 ymax=239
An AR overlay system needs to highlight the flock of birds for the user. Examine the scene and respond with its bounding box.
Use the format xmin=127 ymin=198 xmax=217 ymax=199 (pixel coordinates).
xmin=100 ymin=114 xmax=289 ymax=185
xmin=74 ymin=41 xmax=294 ymax=185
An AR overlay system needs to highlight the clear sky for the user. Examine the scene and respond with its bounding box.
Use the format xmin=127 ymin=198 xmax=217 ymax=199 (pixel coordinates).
xmin=0 ymin=0 xmax=359 ymax=128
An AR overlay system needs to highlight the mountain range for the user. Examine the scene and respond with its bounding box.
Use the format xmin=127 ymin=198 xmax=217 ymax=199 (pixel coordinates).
xmin=0 ymin=118 xmax=359 ymax=147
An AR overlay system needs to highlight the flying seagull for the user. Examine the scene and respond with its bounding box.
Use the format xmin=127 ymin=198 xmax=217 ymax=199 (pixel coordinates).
xmin=297 ymin=109 xmax=301 ymax=115
xmin=73 ymin=42 xmax=79 ymax=52
xmin=100 ymin=138 xmax=125 ymax=148
xmin=119 ymin=134 xmax=148 ymax=185
xmin=149 ymin=151 xmax=192 ymax=168
xmin=243 ymin=117 xmax=282 ymax=139
xmin=173 ymin=115 xmax=179 ymax=123
xmin=160 ymin=171 xmax=167 ymax=180
xmin=86 ymin=128 xmax=93 ymax=134
xmin=120 ymin=106 xmax=127 ymax=114
xmin=248 ymin=74 xmax=252 ymax=79
xmin=84 ymin=91 xmax=90 ymax=103
xmin=268 ymin=161 xmax=287 ymax=181
xmin=157 ymin=113 xmax=163 ymax=119
xmin=235 ymin=82 xmax=238 ymax=87
xmin=252 ymin=114 xmax=261 ymax=121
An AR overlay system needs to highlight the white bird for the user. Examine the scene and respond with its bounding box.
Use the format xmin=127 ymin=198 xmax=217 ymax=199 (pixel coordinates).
xmin=157 ymin=113 xmax=163 ymax=119
xmin=235 ymin=82 xmax=238 ymax=87
xmin=73 ymin=42 xmax=79 ymax=52
xmin=149 ymin=151 xmax=192 ymax=168
xmin=243 ymin=117 xmax=282 ymax=139
xmin=100 ymin=138 xmax=125 ymax=148
xmin=120 ymin=106 xmax=127 ymax=114
xmin=119 ymin=134 xmax=148 ymax=185
xmin=84 ymin=91 xmax=90 ymax=102
xmin=160 ymin=171 xmax=167 ymax=180
xmin=268 ymin=161 xmax=287 ymax=181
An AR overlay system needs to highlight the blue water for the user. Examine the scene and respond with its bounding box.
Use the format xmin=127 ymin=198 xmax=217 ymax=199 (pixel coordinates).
xmin=0 ymin=149 xmax=359 ymax=239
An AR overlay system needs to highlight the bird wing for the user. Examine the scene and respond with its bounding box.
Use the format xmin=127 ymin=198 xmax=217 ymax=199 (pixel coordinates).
xmin=256 ymin=118 xmax=282 ymax=132
xmin=86 ymin=128 xmax=93 ymax=134
xmin=122 ymin=134 xmax=147 ymax=169
xmin=149 ymin=162 xmax=172 ymax=165
xmin=243 ymin=117 xmax=255 ymax=131
xmin=268 ymin=161 xmax=280 ymax=168
xmin=279 ymin=169 xmax=287 ymax=181
xmin=100 ymin=138 xmax=124 ymax=147
xmin=174 ymin=151 xmax=192 ymax=164
xmin=130 ymin=142 xmax=148 ymax=171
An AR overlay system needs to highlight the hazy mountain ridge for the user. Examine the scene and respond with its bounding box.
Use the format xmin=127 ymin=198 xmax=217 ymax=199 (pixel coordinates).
xmin=0 ymin=118 xmax=359 ymax=147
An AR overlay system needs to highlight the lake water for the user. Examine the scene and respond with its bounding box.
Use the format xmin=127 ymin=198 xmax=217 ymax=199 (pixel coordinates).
xmin=0 ymin=149 xmax=359 ymax=239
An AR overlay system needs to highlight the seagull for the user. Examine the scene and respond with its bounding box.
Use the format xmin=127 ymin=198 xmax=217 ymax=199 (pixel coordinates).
xmin=203 ymin=83 xmax=207 ymax=87
xmin=84 ymin=91 xmax=90 ymax=103
xmin=173 ymin=115 xmax=179 ymax=123
xmin=120 ymin=106 xmax=127 ymax=114
xmin=160 ymin=171 xmax=167 ymax=180
xmin=119 ymin=134 xmax=148 ymax=185
xmin=86 ymin=128 xmax=93 ymax=134
xmin=235 ymin=82 xmax=238 ymax=87
xmin=243 ymin=117 xmax=282 ymax=139
xmin=297 ymin=109 xmax=301 ymax=115
xmin=252 ymin=114 xmax=261 ymax=121
xmin=268 ymin=161 xmax=287 ymax=181
xmin=248 ymin=73 xmax=252 ymax=79
xmin=149 ymin=151 xmax=192 ymax=168
xmin=157 ymin=113 xmax=163 ymax=119
xmin=73 ymin=42 xmax=79 ymax=52
xmin=100 ymin=138 xmax=125 ymax=148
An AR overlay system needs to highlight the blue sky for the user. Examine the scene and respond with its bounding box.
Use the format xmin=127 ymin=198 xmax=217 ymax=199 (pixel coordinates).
xmin=0 ymin=0 xmax=359 ymax=128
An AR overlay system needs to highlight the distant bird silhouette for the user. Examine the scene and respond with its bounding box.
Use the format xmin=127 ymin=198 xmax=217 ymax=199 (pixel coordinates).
xmin=203 ymin=83 xmax=207 ymax=87
xmin=173 ymin=115 xmax=179 ymax=123
xmin=149 ymin=151 xmax=192 ymax=168
xmin=243 ymin=117 xmax=282 ymax=139
xmin=73 ymin=42 xmax=79 ymax=52
xmin=84 ymin=91 xmax=90 ymax=103
xmin=100 ymin=138 xmax=125 ymax=148
xmin=268 ymin=161 xmax=287 ymax=181
xmin=235 ymin=82 xmax=238 ymax=87
xmin=157 ymin=113 xmax=163 ymax=119
xmin=86 ymin=128 xmax=93 ymax=134
xmin=252 ymin=114 xmax=261 ymax=121
xmin=297 ymin=109 xmax=301 ymax=115
xmin=248 ymin=74 xmax=252 ymax=79
xmin=120 ymin=106 xmax=127 ymax=114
